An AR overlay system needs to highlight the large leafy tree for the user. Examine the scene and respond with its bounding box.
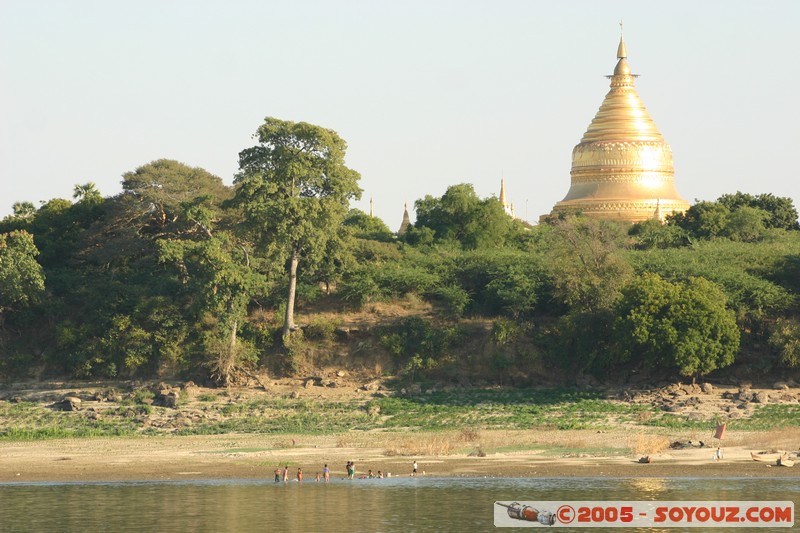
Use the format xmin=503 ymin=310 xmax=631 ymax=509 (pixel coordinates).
xmin=234 ymin=117 xmax=362 ymax=338
xmin=0 ymin=231 xmax=45 ymax=329
xmin=120 ymin=159 xmax=231 ymax=237
xmin=614 ymin=273 xmax=740 ymax=379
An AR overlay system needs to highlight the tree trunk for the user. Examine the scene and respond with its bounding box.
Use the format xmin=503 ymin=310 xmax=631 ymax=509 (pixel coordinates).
xmin=283 ymin=249 xmax=299 ymax=338
xmin=229 ymin=318 xmax=238 ymax=352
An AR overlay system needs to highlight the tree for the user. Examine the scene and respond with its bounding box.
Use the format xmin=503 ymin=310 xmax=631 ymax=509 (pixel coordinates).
xmin=73 ymin=182 xmax=102 ymax=204
xmin=614 ymin=273 xmax=740 ymax=379
xmin=722 ymin=205 xmax=769 ymax=242
xmin=718 ymin=192 xmax=799 ymax=231
xmin=411 ymin=183 xmax=515 ymax=249
xmin=343 ymin=209 xmax=395 ymax=242
xmin=234 ymin=117 xmax=361 ymax=338
xmin=546 ymin=214 xmax=632 ymax=312
xmin=668 ymin=201 xmax=730 ymax=239
xmin=0 ymin=231 xmax=45 ymax=329
xmin=629 ymin=218 xmax=690 ymax=249
xmin=159 ymin=229 xmax=264 ymax=385
xmin=121 ymin=159 xmax=231 ymax=236
xmin=768 ymin=318 xmax=800 ymax=368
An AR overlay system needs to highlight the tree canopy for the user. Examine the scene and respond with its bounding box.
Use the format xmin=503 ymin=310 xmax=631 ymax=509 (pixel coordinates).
xmin=0 ymin=231 xmax=45 ymax=328
xmin=233 ymin=117 xmax=362 ymax=337
xmin=0 ymin=114 xmax=797 ymax=387
xmin=614 ymin=273 xmax=740 ymax=378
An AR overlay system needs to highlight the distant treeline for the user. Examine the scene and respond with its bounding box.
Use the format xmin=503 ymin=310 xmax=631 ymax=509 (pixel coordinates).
xmin=1 ymin=117 xmax=799 ymax=385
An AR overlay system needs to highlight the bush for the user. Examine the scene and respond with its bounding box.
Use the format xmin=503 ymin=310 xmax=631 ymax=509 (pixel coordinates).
xmin=305 ymin=316 xmax=340 ymax=341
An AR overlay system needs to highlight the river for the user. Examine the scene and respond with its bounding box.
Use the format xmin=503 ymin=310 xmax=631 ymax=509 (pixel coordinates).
xmin=0 ymin=477 xmax=796 ymax=532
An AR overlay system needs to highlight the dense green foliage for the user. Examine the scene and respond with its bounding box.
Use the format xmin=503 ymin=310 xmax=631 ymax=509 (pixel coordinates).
xmin=234 ymin=117 xmax=362 ymax=337
xmin=1 ymin=116 xmax=798 ymax=385
xmin=614 ymin=274 xmax=740 ymax=378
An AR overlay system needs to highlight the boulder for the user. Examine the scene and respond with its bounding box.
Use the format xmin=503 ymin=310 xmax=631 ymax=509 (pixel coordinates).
xmin=161 ymin=391 xmax=179 ymax=408
xmin=182 ymin=381 xmax=198 ymax=398
xmin=304 ymin=378 xmax=316 ymax=389
xmin=700 ymin=383 xmax=713 ymax=394
xmin=363 ymin=380 xmax=381 ymax=392
xmin=753 ymin=392 xmax=769 ymax=404
xmin=773 ymin=382 xmax=790 ymax=391
xmin=53 ymin=396 xmax=81 ymax=411
xmin=683 ymin=396 xmax=700 ymax=407
xmin=407 ymin=383 xmax=422 ymax=395
xmin=336 ymin=370 xmax=347 ymax=378
xmin=737 ymin=389 xmax=755 ymax=402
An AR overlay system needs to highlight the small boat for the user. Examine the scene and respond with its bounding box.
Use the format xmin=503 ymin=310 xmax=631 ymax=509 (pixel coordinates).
xmin=751 ymin=451 xmax=784 ymax=462
xmin=777 ymin=456 xmax=794 ymax=467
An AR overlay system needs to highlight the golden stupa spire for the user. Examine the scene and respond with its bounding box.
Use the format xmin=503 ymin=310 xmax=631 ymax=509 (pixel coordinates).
xmin=499 ymin=177 xmax=508 ymax=207
xmin=549 ymin=28 xmax=690 ymax=223
xmin=369 ymin=196 xmax=374 ymax=217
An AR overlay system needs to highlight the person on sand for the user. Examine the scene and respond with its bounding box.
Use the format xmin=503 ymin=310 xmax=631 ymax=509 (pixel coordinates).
xmin=283 ymin=465 xmax=289 ymax=482
xmin=315 ymin=472 xmax=320 ymax=482
xmin=323 ymin=464 xmax=330 ymax=482
xmin=274 ymin=467 xmax=281 ymax=483
xmin=412 ymin=460 xmax=418 ymax=476
xmin=296 ymin=467 xmax=303 ymax=482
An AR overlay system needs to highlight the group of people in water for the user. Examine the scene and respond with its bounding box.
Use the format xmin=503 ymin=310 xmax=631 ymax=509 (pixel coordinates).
xmin=273 ymin=460 xmax=419 ymax=482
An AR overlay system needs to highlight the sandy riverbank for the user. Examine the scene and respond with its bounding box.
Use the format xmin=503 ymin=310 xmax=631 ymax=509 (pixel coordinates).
xmin=1 ymin=431 xmax=797 ymax=483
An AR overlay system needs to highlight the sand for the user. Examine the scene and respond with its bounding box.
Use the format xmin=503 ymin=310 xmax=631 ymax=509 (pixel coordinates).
xmin=1 ymin=431 xmax=797 ymax=483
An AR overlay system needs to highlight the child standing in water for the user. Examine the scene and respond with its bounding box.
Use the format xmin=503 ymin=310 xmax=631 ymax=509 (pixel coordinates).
xmin=283 ymin=465 xmax=289 ymax=482
xmin=323 ymin=464 xmax=330 ymax=482
xmin=274 ymin=467 xmax=281 ymax=483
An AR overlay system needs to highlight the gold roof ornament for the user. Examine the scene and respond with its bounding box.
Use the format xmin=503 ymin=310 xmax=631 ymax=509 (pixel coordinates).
xmin=550 ymin=28 xmax=690 ymax=222
xmin=499 ymin=177 xmax=514 ymax=217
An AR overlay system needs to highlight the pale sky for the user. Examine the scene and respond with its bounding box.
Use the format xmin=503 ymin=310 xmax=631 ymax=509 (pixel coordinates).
xmin=2 ymin=0 xmax=798 ymax=230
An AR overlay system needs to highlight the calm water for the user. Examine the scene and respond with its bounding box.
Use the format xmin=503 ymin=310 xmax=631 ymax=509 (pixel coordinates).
xmin=0 ymin=477 xmax=797 ymax=532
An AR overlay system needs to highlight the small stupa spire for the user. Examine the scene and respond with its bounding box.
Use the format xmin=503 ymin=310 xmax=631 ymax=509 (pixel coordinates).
xmin=653 ymin=199 xmax=664 ymax=223
xmin=369 ymin=196 xmax=374 ymax=217
xmin=398 ymin=201 xmax=411 ymax=236
xmin=499 ymin=177 xmax=513 ymax=217
xmin=617 ymin=20 xmax=627 ymax=59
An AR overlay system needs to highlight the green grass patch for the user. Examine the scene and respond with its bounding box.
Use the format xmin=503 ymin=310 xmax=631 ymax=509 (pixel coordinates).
xmin=375 ymin=388 xmax=652 ymax=431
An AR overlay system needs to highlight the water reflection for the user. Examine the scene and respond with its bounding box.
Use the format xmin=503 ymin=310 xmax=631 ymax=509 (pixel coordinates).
xmin=0 ymin=477 xmax=796 ymax=532
xmin=626 ymin=477 xmax=668 ymax=497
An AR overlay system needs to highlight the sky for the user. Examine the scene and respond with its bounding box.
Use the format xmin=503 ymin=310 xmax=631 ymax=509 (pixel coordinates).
xmin=2 ymin=0 xmax=799 ymax=230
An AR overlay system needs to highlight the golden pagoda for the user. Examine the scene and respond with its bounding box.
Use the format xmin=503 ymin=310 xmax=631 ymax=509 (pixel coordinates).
xmin=550 ymin=31 xmax=690 ymax=222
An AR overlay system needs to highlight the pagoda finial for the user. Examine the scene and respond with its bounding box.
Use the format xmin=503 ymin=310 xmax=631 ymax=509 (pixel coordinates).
xmin=499 ymin=177 xmax=508 ymax=207
xmin=398 ymin=201 xmax=411 ymax=236
xmin=369 ymin=196 xmax=374 ymax=217
xmin=617 ymin=20 xmax=627 ymax=59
